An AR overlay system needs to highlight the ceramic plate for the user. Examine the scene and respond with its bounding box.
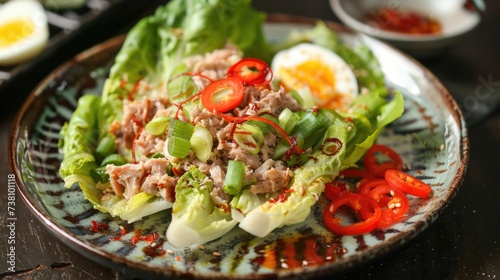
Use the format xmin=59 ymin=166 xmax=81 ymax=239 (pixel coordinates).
xmin=9 ymin=15 xmax=468 ymax=279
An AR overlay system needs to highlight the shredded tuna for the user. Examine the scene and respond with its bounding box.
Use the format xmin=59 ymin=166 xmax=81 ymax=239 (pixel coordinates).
xmin=107 ymin=162 xmax=144 ymax=199
xmin=184 ymin=45 xmax=242 ymax=88
xmin=107 ymin=46 xmax=303 ymax=204
xmin=116 ymin=99 xmax=164 ymax=150
xmin=249 ymin=160 xmax=291 ymax=194
xmin=106 ymin=158 xmax=176 ymax=202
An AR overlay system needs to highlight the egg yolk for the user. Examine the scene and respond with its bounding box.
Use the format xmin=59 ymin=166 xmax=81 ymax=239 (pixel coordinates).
xmin=279 ymin=60 xmax=336 ymax=104
xmin=0 ymin=19 xmax=35 ymax=47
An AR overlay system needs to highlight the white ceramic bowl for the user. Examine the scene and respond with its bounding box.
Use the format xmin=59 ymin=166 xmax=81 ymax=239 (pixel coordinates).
xmin=330 ymin=0 xmax=481 ymax=58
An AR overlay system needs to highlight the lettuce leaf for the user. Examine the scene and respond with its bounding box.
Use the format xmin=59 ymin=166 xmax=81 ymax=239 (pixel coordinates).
xmin=239 ymin=125 xmax=348 ymax=237
xmin=238 ymin=90 xmax=404 ymax=236
xmin=103 ymin=0 xmax=273 ymax=100
xmin=60 ymin=0 xmax=273 ymax=222
xmin=59 ymin=94 xmax=99 ymax=179
xmin=167 ymin=166 xmax=237 ymax=247
xmin=343 ymin=91 xmax=404 ymax=166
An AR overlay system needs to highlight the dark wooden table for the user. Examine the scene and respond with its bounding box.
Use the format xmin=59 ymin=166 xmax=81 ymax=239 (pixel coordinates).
xmin=1 ymin=1 xmax=499 ymax=279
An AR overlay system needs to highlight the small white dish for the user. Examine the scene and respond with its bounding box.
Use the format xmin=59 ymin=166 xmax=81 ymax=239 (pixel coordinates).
xmin=330 ymin=0 xmax=481 ymax=58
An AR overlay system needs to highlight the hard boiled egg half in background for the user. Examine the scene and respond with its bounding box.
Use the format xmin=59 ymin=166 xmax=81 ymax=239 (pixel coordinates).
xmin=271 ymin=43 xmax=358 ymax=110
xmin=0 ymin=0 xmax=49 ymax=66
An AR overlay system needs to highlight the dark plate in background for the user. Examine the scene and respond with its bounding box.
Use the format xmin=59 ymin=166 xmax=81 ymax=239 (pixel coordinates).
xmin=0 ymin=0 xmax=165 ymax=112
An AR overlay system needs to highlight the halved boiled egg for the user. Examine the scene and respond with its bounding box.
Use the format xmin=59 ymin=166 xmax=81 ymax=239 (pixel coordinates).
xmin=0 ymin=0 xmax=49 ymax=66
xmin=271 ymin=43 xmax=358 ymax=110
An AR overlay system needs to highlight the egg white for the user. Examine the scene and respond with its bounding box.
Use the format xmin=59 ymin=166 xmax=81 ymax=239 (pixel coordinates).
xmin=0 ymin=0 xmax=49 ymax=66
xmin=271 ymin=43 xmax=358 ymax=109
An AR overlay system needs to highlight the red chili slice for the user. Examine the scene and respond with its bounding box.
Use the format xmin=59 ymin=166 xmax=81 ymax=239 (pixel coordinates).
xmin=201 ymin=77 xmax=245 ymax=113
xmin=227 ymin=58 xmax=272 ymax=86
xmin=323 ymin=194 xmax=381 ymax=236
xmin=324 ymin=181 xmax=348 ymax=201
xmin=359 ymin=184 xmax=410 ymax=229
xmin=357 ymin=178 xmax=389 ymax=195
xmin=385 ymin=169 xmax=432 ymax=199
xmin=363 ymin=144 xmax=403 ymax=177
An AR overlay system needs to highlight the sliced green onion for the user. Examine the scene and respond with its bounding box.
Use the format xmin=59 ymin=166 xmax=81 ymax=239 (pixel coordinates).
xmin=168 ymin=137 xmax=192 ymax=159
xmin=246 ymin=114 xmax=278 ymax=135
xmin=90 ymin=166 xmax=109 ymax=183
xmin=95 ymin=136 xmax=116 ymax=163
xmin=167 ymin=119 xmax=194 ymax=158
xmin=190 ymin=124 xmax=213 ymax=162
xmin=317 ymin=108 xmax=345 ymax=126
xmin=101 ymin=153 xmax=128 ymax=166
xmin=233 ymin=123 xmax=264 ymax=155
xmin=223 ymin=160 xmax=246 ymax=195
xmin=145 ymin=116 xmax=171 ymax=136
xmin=285 ymin=153 xmax=310 ymax=167
xmin=292 ymin=111 xmax=326 ymax=139
xmin=307 ymin=127 xmax=327 ymax=151
xmin=278 ymin=108 xmax=299 ymax=134
xmin=272 ymin=136 xmax=304 ymax=159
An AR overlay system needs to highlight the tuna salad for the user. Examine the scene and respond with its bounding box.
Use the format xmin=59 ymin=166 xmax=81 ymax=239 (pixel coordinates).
xmin=58 ymin=0 xmax=404 ymax=248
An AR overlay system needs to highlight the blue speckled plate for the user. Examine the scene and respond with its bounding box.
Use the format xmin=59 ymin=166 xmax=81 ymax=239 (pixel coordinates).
xmin=9 ymin=15 xmax=468 ymax=279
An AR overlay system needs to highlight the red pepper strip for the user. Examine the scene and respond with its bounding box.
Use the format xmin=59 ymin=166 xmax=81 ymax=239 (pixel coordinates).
xmin=128 ymin=79 xmax=142 ymax=101
xmin=227 ymin=58 xmax=272 ymax=86
xmin=359 ymin=184 xmax=410 ymax=229
xmin=323 ymin=194 xmax=381 ymax=236
xmin=357 ymin=179 xmax=392 ymax=206
xmin=184 ymin=72 xmax=214 ymax=83
xmin=363 ymin=144 xmax=403 ymax=178
xmin=357 ymin=179 xmax=389 ymax=195
xmin=218 ymin=113 xmax=304 ymax=155
xmin=324 ymin=181 xmax=348 ymax=201
xmin=173 ymin=92 xmax=202 ymax=119
xmin=385 ymin=169 xmax=432 ymax=199
xmin=201 ymin=77 xmax=245 ymax=113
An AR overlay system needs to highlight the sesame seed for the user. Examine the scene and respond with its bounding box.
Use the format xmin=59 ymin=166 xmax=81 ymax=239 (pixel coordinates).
xmin=281 ymin=262 xmax=289 ymax=269
xmin=167 ymin=249 xmax=173 ymax=255
xmin=151 ymin=242 xmax=157 ymax=248
xmin=440 ymin=144 xmax=445 ymax=151
xmin=329 ymin=205 xmax=334 ymax=212
xmin=198 ymin=245 xmax=205 ymax=250
xmin=302 ymin=260 xmax=309 ymax=266
xmin=212 ymin=251 xmax=221 ymax=257
xmin=395 ymin=202 xmax=401 ymax=208
xmin=390 ymin=190 xmax=395 ymax=196
xmin=325 ymin=256 xmax=332 ymax=260
xmin=388 ymin=204 xmax=395 ymax=209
